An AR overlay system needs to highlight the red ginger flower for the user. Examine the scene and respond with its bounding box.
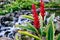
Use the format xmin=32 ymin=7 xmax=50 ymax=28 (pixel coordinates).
xmin=32 ymin=4 xmax=40 ymax=29
xmin=40 ymin=0 xmax=45 ymax=20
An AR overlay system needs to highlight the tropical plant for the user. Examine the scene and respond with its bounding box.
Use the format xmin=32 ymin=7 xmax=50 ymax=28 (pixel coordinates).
xmin=15 ymin=12 xmax=55 ymax=40
xmin=15 ymin=0 xmax=56 ymax=40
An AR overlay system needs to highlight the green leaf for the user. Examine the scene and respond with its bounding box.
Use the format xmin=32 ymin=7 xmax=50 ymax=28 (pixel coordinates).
xmin=19 ymin=24 xmax=36 ymax=32
xmin=46 ymin=22 xmax=55 ymax=40
xmin=22 ymin=15 xmax=33 ymax=20
xmin=57 ymin=34 xmax=60 ymax=40
xmin=18 ymin=22 xmax=41 ymax=38
xmin=46 ymin=14 xmax=55 ymax=40
xmin=27 ymin=23 xmax=41 ymax=39
xmin=48 ymin=14 xmax=55 ymax=24
xmin=18 ymin=30 xmax=40 ymax=40
xmin=19 ymin=22 xmax=39 ymax=33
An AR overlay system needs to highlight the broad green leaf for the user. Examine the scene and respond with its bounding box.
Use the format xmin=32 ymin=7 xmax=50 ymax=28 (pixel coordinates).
xmin=19 ymin=25 xmax=36 ymax=32
xmin=19 ymin=22 xmax=41 ymax=38
xmin=18 ymin=30 xmax=40 ymax=40
xmin=26 ymin=22 xmax=41 ymax=38
xmin=46 ymin=22 xmax=54 ymax=40
xmin=57 ymin=34 xmax=60 ymax=40
xmin=46 ymin=14 xmax=55 ymax=40
xmin=27 ymin=22 xmax=39 ymax=33
xmin=22 ymin=15 xmax=33 ymax=20
xmin=19 ymin=22 xmax=38 ymax=33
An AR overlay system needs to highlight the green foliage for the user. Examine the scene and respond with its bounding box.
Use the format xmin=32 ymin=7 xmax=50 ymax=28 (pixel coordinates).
xmin=22 ymin=15 xmax=33 ymax=20
xmin=48 ymin=14 xmax=55 ymax=23
xmin=57 ymin=34 xmax=60 ymax=40
xmin=0 ymin=0 xmax=39 ymax=15
xmin=0 ymin=0 xmax=60 ymax=15
xmin=38 ymin=14 xmax=44 ymax=37
xmin=16 ymin=14 xmax=56 ymax=40
xmin=54 ymin=0 xmax=60 ymax=4
xmin=46 ymin=22 xmax=54 ymax=40
xmin=45 ymin=2 xmax=60 ymax=8
xmin=19 ymin=22 xmax=38 ymax=33
xmin=18 ymin=0 xmax=39 ymax=10
xmin=46 ymin=14 xmax=55 ymax=40
xmin=18 ymin=30 xmax=40 ymax=40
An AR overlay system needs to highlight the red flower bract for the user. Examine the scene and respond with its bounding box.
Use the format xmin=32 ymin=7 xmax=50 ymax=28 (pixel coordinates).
xmin=40 ymin=0 xmax=45 ymax=20
xmin=32 ymin=4 xmax=40 ymax=29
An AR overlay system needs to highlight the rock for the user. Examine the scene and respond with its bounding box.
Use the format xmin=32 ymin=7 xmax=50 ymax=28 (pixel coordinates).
xmin=0 ymin=37 xmax=13 ymax=40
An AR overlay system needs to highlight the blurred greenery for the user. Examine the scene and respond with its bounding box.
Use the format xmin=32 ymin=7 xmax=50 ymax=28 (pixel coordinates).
xmin=0 ymin=0 xmax=60 ymax=15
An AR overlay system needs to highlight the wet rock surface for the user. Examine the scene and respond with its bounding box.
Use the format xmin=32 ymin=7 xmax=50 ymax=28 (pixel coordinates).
xmin=0 ymin=10 xmax=32 ymax=39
